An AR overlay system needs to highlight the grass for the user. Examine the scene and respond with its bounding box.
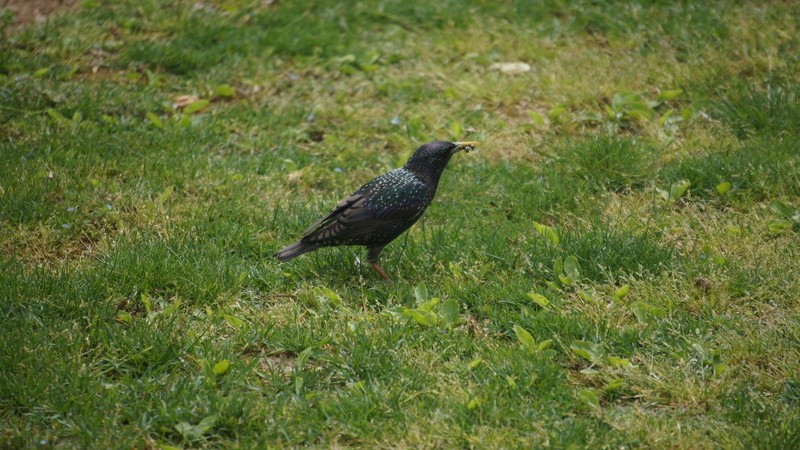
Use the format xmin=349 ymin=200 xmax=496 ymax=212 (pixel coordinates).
xmin=2 ymin=0 xmax=800 ymax=447
xmin=547 ymin=136 xmax=659 ymax=192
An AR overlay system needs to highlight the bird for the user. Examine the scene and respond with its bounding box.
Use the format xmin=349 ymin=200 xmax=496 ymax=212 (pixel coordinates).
xmin=274 ymin=140 xmax=478 ymax=281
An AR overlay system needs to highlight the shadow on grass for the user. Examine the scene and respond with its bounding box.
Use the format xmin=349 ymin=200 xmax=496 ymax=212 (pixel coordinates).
xmin=546 ymin=136 xmax=659 ymax=193
xmin=526 ymin=224 xmax=677 ymax=283
xmin=659 ymin=136 xmax=800 ymax=200
xmin=715 ymin=82 xmax=800 ymax=139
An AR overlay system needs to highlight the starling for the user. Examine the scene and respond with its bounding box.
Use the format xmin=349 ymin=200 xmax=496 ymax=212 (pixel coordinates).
xmin=274 ymin=140 xmax=478 ymax=281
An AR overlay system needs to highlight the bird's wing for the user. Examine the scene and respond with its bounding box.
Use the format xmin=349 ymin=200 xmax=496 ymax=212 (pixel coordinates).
xmin=301 ymin=192 xmax=365 ymax=237
xmin=303 ymin=199 xmax=423 ymax=244
xmin=300 ymin=172 xmax=428 ymax=245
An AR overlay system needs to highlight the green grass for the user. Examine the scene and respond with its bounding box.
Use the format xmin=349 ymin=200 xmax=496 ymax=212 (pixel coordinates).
xmin=2 ymin=0 xmax=800 ymax=447
xmin=547 ymin=136 xmax=659 ymax=192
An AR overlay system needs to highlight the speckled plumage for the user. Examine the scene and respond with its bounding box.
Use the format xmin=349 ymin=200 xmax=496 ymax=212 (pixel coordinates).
xmin=275 ymin=140 xmax=477 ymax=281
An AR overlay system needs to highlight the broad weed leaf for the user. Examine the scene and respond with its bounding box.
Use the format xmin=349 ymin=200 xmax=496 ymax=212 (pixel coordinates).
xmin=632 ymin=301 xmax=667 ymax=323
xmin=146 ymin=112 xmax=163 ymax=128
xmin=223 ymin=314 xmax=243 ymax=330
xmin=414 ymin=282 xmax=428 ymax=304
xmin=315 ymin=286 xmax=343 ymax=308
xmin=604 ymin=378 xmax=625 ymax=391
xmin=506 ymin=375 xmax=517 ymax=389
xmin=570 ymin=340 xmax=605 ymax=365
xmin=527 ymin=291 xmax=549 ymax=308
xmin=605 ymin=104 xmax=616 ymax=119
xmin=553 ymin=256 xmax=563 ymax=277
xmin=212 ymin=359 xmax=230 ymax=375
xmin=174 ymin=422 xmax=196 ymax=440
xmin=548 ymin=105 xmax=566 ymax=121
xmin=197 ymin=415 xmax=217 ymax=432
xmin=175 ymin=415 xmax=217 ymax=441
xmin=514 ymin=325 xmax=537 ymax=353
xmin=563 ymin=255 xmax=581 ymax=280
xmin=607 ymin=356 xmax=632 ymax=368
xmin=533 ymin=221 xmax=559 ymax=245
xmin=214 ymin=84 xmax=235 ymax=98
xmin=656 ymin=89 xmax=683 ymax=101
xmin=184 ymin=99 xmax=210 ymax=114
xmin=544 ymin=227 xmax=559 ymax=245
xmin=770 ymin=200 xmax=793 ymax=219
xmin=417 ymin=298 xmax=439 ymax=313
xmin=406 ymin=308 xmax=438 ymax=327
xmin=440 ymin=299 xmax=460 ymax=326
xmin=176 ymin=114 xmax=192 ymax=128
xmin=669 ymin=179 xmax=691 ymax=201
xmin=140 ymin=293 xmax=153 ymax=315
xmin=46 ymin=108 xmax=67 ymax=123
xmin=767 ymin=220 xmax=791 ymax=234
xmin=578 ymin=389 xmax=600 ymax=409
xmin=162 ymin=299 xmax=181 ymax=317
xmin=115 ymin=311 xmax=133 ymax=324
xmin=533 ymin=222 xmax=546 ymax=234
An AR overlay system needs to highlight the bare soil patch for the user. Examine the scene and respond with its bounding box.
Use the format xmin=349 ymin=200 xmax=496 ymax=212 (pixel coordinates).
xmin=1 ymin=0 xmax=78 ymax=31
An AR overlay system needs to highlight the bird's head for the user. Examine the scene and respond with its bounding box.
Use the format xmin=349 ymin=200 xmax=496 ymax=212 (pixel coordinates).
xmin=403 ymin=141 xmax=478 ymax=181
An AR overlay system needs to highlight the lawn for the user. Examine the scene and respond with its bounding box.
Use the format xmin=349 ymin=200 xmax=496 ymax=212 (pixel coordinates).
xmin=1 ymin=0 xmax=799 ymax=448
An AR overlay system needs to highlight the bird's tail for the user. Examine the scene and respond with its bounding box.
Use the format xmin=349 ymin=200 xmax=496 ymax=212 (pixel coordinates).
xmin=274 ymin=241 xmax=319 ymax=262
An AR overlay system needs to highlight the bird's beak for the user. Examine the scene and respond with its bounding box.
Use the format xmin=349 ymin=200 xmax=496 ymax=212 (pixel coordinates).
xmin=452 ymin=141 xmax=479 ymax=154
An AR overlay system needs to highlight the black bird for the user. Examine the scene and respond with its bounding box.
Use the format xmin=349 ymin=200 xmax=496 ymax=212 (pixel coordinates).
xmin=275 ymin=140 xmax=478 ymax=281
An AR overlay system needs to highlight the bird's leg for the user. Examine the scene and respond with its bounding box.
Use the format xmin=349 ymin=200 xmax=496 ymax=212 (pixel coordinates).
xmin=367 ymin=246 xmax=392 ymax=283
xmin=369 ymin=261 xmax=391 ymax=282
